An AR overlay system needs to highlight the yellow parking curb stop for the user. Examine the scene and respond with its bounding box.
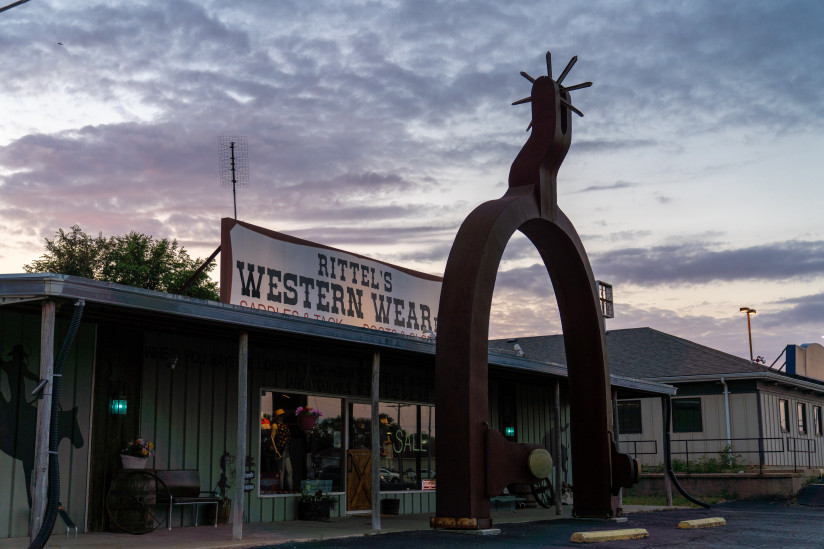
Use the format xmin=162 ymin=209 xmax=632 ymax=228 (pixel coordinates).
xmin=678 ymin=517 xmax=726 ymax=529
xmin=570 ymin=528 xmax=649 ymax=543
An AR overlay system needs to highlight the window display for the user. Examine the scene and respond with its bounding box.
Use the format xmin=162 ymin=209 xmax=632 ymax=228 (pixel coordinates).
xmin=377 ymin=402 xmax=436 ymax=491
xmin=260 ymin=392 xmax=343 ymax=495
xmin=259 ymin=390 xmax=435 ymax=496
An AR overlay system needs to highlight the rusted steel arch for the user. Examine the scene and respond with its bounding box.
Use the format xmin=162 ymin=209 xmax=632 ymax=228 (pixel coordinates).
xmin=434 ymin=53 xmax=630 ymax=528
xmin=434 ymin=190 xmax=614 ymax=522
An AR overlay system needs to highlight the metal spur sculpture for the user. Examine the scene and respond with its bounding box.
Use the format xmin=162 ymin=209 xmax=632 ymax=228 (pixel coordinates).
xmin=433 ymin=52 xmax=639 ymax=530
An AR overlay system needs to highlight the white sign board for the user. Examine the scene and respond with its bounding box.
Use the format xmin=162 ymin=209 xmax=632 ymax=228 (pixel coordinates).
xmin=220 ymin=219 xmax=442 ymax=338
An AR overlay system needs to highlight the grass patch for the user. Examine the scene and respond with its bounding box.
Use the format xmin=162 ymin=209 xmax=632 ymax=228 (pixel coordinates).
xmin=642 ymin=445 xmax=748 ymax=475
xmin=622 ymin=490 xmax=736 ymax=507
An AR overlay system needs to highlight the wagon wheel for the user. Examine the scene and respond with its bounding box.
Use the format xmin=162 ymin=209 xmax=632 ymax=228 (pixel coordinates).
xmin=531 ymin=477 xmax=556 ymax=509
xmin=107 ymin=471 xmax=168 ymax=534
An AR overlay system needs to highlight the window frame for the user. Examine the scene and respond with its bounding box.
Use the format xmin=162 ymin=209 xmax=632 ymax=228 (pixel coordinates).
xmin=779 ymin=399 xmax=790 ymax=433
xmin=797 ymin=401 xmax=808 ymax=435
xmin=617 ymin=400 xmax=643 ymax=434
xmin=813 ymin=405 xmax=823 ymax=437
xmin=672 ymin=397 xmax=703 ymax=433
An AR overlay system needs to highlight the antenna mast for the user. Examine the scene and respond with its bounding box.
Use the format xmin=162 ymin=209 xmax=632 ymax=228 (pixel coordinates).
xmin=218 ymin=136 xmax=249 ymax=219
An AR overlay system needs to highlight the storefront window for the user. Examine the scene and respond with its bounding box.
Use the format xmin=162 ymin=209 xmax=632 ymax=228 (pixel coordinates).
xmin=259 ymin=391 xmax=436 ymax=496
xmin=378 ymin=402 xmax=436 ymax=491
xmin=259 ymin=391 xmax=343 ymax=495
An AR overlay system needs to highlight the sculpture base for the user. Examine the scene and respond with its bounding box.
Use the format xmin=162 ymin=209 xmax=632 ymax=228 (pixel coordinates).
xmin=430 ymin=516 xmax=492 ymax=530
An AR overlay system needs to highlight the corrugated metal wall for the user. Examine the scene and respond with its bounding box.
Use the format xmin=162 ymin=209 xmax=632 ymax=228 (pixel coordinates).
xmin=0 ymin=308 xmax=94 ymax=538
xmin=621 ymin=389 xmax=824 ymax=470
xmin=617 ymin=397 xmax=664 ymax=466
xmin=140 ymin=330 xmax=238 ymax=528
xmin=760 ymin=389 xmax=824 ymax=469
xmin=489 ymin=378 xmax=571 ymax=486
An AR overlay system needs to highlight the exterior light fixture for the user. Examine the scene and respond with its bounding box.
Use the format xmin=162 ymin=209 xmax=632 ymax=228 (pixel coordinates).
xmin=740 ymin=307 xmax=756 ymax=362
xmin=110 ymin=396 xmax=128 ymax=415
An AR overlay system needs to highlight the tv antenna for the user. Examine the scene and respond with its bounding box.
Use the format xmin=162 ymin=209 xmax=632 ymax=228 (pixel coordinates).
xmin=218 ymin=136 xmax=249 ymax=219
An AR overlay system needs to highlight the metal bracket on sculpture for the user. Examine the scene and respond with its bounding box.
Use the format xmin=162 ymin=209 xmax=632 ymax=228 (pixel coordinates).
xmin=485 ymin=427 xmax=552 ymax=497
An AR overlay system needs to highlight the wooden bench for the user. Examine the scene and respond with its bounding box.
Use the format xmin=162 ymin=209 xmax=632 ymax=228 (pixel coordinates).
xmin=490 ymin=495 xmax=525 ymax=511
xmin=154 ymin=470 xmax=221 ymax=530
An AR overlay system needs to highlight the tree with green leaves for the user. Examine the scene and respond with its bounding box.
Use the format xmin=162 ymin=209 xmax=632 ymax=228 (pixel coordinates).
xmin=24 ymin=225 xmax=219 ymax=300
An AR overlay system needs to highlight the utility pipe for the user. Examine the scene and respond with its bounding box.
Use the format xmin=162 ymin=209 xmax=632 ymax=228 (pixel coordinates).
xmin=664 ymin=395 xmax=710 ymax=509
xmin=720 ymin=377 xmax=732 ymax=451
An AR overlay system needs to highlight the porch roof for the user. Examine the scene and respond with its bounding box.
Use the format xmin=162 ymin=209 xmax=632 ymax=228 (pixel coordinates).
xmin=0 ymin=273 xmax=675 ymax=396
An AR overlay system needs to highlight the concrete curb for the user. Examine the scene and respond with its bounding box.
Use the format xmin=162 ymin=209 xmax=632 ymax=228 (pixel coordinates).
xmin=570 ymin=528 xmax=649 ymax=543
xmin=678 ymin=517 xmax=726 ymax=529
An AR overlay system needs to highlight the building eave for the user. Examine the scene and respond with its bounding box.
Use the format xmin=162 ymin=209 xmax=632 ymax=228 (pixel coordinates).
xmin=0 ymin=273 xmax=676 ymax=396
xmin=649 ymin=371 xmax=824 ymax=395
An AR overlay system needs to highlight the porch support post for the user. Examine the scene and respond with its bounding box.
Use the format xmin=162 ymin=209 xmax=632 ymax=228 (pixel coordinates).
xmin=30 ymin=300 xmax=56 ymax=542
xmin=370 ymin=350 xmax=381 ymax=530
xmin=233 ymin=331 xmax=249 ymax=540
xmin=554 ymin=379 xmax=563 ymax=516
xmin=660 ymin=396 xmax=673 ymax=506
xmin=612 ymin=389 xmax=622 ymax=514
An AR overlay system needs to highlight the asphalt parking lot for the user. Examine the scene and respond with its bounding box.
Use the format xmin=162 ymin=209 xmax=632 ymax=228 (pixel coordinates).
xmin=259 ymin=499 xmax=824 ymax=549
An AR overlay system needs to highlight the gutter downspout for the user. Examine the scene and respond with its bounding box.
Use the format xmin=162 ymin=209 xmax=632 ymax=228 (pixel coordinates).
xmin=720 ymin=377 xmax=732 ymax=459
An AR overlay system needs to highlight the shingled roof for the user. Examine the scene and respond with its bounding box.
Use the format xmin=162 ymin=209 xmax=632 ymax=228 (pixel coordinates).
xmin=489 ymin=327 xmax=772 ymax=380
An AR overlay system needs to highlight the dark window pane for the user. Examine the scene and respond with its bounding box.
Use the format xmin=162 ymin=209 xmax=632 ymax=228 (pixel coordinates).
xmin=797 ymin=402 xmax=807 ymax=434
xmin=617 ymin=400 xmax=642 ymax=434
xmin=672 ymin=398 xmax=703 ymax=433
xmin=779 ymin=399 xmax=789 ymax=432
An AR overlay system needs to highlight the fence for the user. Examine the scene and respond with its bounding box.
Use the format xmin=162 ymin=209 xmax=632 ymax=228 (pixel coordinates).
xmin=619 ymin=436 xmax=818 ymax=473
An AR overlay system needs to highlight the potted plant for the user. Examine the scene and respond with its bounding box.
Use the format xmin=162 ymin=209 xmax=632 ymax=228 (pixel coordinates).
xmin=296 ymin=485 xmax=337 ymax=520
xmin=295 ymin=406 xmax=322 ymax=430
xmin=120 ymin=438 xmax=154 ymax=469
xmin=211 ymin=451 xmax=234 ymax=524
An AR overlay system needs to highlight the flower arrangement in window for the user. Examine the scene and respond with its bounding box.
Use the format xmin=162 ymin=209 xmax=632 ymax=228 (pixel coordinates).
xmin=297 ymin=487 xmax=337 ymax=506
xmin=294 ymin=406 xmax=322 ymax=417
xmin=295 ymin=406 xmax=322 ymax=430
xmin=121 ymin=438 xmax=155 ymax=458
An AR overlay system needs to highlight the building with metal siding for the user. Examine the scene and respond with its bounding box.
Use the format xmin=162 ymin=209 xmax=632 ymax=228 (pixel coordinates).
xmin=0 ymin=274 xmax=673 ymax=538
xmin=491 ymin=328 xmax=824 ymax=471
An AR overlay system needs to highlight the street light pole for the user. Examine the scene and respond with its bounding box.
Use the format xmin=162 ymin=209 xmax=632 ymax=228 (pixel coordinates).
xmin=740 ymin=307 xmax=756 ymax=362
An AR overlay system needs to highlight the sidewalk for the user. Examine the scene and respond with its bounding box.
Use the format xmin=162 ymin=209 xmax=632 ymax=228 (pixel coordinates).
xmin=0 ymin=505 xmax=674 ymax=549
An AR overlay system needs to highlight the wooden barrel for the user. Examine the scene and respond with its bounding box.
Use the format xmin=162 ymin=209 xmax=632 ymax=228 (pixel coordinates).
xmin=107 ymin=470 xmax=163 ymax=533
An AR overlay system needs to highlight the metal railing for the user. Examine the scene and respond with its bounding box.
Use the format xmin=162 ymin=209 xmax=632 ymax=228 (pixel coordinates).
xmin=619 ymin=436 xmax=819 ymax=473
xmin=617 ymin=439 xmax=658 ymax=456
xmin=786 ymin=437 xmax=817 ymax=472
xmin=670 ymin=437 xmax=781 ymax=474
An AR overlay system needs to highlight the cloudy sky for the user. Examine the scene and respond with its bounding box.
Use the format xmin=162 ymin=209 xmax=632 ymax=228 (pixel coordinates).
xmin=1 ymin=0 xmax=822 ymax=364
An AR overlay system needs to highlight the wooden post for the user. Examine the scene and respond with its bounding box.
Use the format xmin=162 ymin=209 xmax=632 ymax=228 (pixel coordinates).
xmin=554 ymin=380 xmax=563 ymax=516
xmin=233 ymin=331 xmax=248 ymax=540
xmin=661 ymin=396 xmax=673 ymax=506
xmin=30 ymin=300 xmax=55 ymax=542
xmin=370 ymin=351 xmax=381 ymax=531
xmin=612 ymin=390 xmax=622 ymax=513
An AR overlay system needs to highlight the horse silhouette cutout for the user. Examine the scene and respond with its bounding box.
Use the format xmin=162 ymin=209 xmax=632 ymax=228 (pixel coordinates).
xmin=1 ymin=344 xmax=85 ymax=508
